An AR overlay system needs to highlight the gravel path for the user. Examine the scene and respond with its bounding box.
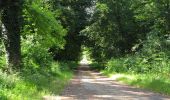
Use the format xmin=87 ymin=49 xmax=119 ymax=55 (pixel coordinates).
xmin=45 ymin=65 xmax=170 ymax=100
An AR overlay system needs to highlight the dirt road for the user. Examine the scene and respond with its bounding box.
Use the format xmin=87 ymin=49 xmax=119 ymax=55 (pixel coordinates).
xmin=46 ymin=65 xmax=170 ymax=100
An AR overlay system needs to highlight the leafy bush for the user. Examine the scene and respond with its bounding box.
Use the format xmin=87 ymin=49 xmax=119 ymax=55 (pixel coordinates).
xmin=60 ymin=61 xmax=79 ymax=70
xmin=22 ymin=42 xmax=53 ymax=69
xmin=90 ymin=62 xmax=106 ymax=71
xmin=49 ymin=61 xmax=78 ymax=76
xmin=105 ymin=52 xmax=170 ymax=74
xmin=106 ymin=58 xmax=126 ymax=73
xmin=103 ymin=32 xmax=170 ymax=74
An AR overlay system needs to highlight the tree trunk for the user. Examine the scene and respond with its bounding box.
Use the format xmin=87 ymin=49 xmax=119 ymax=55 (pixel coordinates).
xmin=1 ymin=1 xmax=22 ymax=69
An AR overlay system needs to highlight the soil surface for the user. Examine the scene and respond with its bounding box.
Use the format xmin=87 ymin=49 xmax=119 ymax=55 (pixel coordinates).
xmin=44 ymin=65 xmax=170 ymax=100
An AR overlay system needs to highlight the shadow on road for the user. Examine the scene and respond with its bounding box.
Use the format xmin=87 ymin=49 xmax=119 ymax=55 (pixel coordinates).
xmin=44 ymin=65 xmax=170 ymax=100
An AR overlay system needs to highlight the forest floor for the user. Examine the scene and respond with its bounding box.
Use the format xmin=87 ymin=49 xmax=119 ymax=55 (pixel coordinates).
xmin=44 ymin=65 xmax=170 ymax=100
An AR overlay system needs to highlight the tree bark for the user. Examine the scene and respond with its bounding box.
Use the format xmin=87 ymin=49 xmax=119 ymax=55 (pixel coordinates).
xmin=1 ymin=1 xmax=22 ymax=69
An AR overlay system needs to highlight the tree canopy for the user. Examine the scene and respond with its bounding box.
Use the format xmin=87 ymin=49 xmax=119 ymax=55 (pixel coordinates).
xmin=0 ymin=0 xmax=170 ymax=99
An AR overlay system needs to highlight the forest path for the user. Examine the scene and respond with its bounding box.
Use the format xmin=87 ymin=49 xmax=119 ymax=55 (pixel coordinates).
xmin=45 ymin=65 xmax=170 ymax=100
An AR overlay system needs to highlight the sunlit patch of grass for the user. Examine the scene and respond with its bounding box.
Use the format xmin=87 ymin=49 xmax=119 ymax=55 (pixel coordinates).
xmin=0 ymin=62 xmax=73 ymax=100
xmin=102 ymin=72 xmax=170 ymax=95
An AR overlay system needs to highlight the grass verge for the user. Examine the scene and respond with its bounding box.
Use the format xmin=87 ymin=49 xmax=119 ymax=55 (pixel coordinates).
xmin=102 ymin=71 xmax=170 ymax=95
xmin=0 ymin=62 xmax=74 ymax=100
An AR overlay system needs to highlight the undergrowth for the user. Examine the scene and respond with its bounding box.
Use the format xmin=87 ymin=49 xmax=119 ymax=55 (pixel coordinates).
xmin=0 ymin=62 xmax=74 ymax=100
xmin=102 ymin=72 xmax=170 ymax=95
xmin=98 ymin=55 xmax=170 ymax=95
xmin=89 ymin=62 xmax=105 ymax=71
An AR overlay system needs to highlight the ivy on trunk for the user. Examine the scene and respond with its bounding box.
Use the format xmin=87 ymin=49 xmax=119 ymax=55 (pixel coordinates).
xmin=1 ymin=1 xmax=23 ymax=69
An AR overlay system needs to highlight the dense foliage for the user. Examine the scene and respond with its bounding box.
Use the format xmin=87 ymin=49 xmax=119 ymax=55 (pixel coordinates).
xmin=83 ymin=0 xmax=170 ymax=74
xmin=0 ymin=0 xmax=170 ymax=98
xmin=84 ymin=0 xmax=170 ymax=95
xmin=0 ymin=0 xmax=81 ymax=99
xmin=49 ymin=0 xmax=93 ymax=61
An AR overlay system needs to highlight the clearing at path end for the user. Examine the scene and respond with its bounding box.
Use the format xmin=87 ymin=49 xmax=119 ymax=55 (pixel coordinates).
xmin=46 ymin=65 xmax=170 ymax=100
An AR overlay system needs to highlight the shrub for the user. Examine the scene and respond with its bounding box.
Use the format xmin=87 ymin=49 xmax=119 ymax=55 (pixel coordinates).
xmin=106 ymin=58 xmax=127 ymax=73
xmin=0 ymin=62 xmax=74 ymax=99
xmin=105 ymin=52 xmax=170 ymax=74
xmin=90 ymin=62 xmax=106 ymax=71
xmin=22 ymin=40 xmax=53 ymax=70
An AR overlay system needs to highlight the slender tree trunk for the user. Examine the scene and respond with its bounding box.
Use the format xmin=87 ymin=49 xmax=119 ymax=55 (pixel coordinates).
xmin=1 ymin=1 xmax=22 ymax=69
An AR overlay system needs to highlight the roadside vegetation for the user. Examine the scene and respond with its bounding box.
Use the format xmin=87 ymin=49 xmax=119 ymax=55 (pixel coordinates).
xmin=101 ymin=56 xmax=170 ymax=95
xmin=85 ymin=0 xmax=170 ymax=96
xmin=103 ymin=73 xmax=170 ymax=95
xmin=0 ymin=0 xmax=91 ymax=99
xmin=0 ymin=62 xmax=73 ymax=100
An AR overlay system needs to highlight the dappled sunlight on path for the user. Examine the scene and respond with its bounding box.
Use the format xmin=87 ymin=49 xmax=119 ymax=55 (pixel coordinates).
xmin=44 ymin=65 xmax=170 ymax=100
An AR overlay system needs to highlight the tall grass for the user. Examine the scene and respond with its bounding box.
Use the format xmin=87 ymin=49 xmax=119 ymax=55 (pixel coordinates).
xmin=0 ymin=62 xmax=74 ymax=100
xmin=100 ymin=56 xmax=170 ymax=95
xmin=102 ymin=72 xmax=170 ymax=95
